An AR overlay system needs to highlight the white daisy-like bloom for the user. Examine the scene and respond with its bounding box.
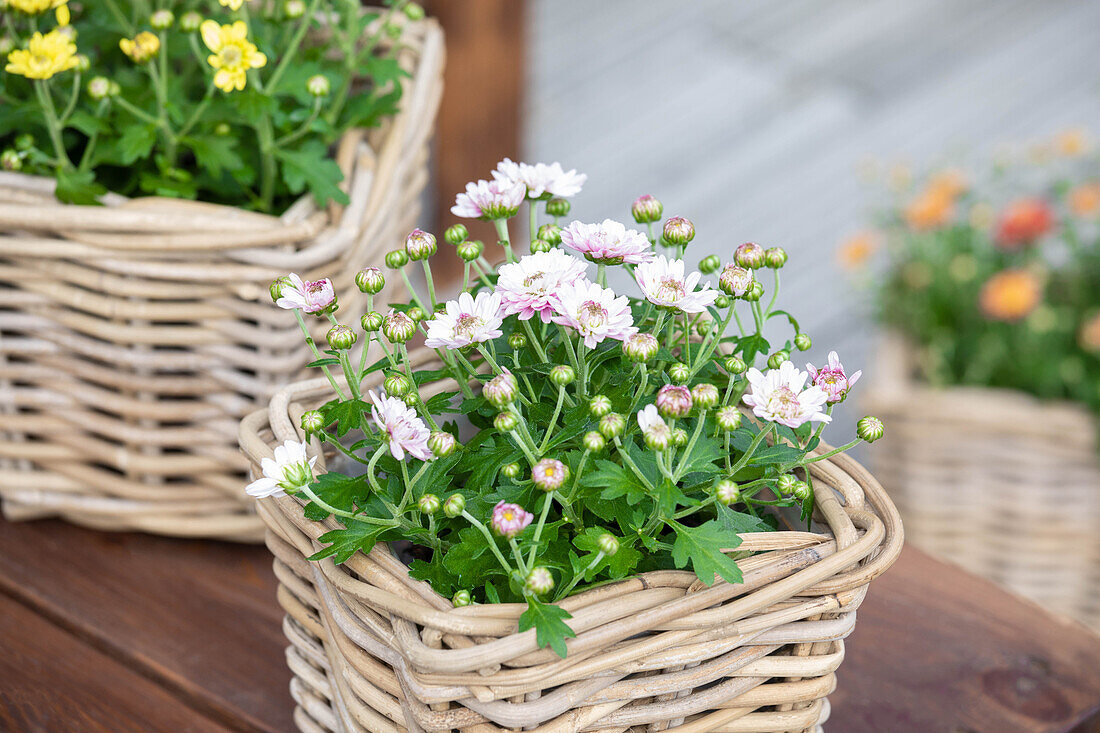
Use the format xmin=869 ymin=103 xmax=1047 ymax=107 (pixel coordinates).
xmin=276 ymin=273 xmax=336 ymax=314
xmin=636 ymin=403 xmax=666 ymax=433
xmin=551 ymin=279 xmax=637 ymax=348
xmin=245 ymin=440 xmax=318 ymax=498
xmin=496 ymin=250 xmax=588 ymax=322
xmin=451 ymin=178 xmax=526 ymax=219
xmin=367 ymin=390 xmax=434 ymax=461
xmin=492 ymin=158 xmax=587 ymax=199
xmin=559 ymin=219 xmax=654 ymax=265
xmin=741 ymin=361 xmax=831 ymax=429
xmin=634 ymin=255 xmax=719 ymax=313
xmin=424 ymin=291 xmax=505 ymax=349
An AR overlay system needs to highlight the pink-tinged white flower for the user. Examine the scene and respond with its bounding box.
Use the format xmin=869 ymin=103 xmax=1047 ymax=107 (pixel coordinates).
xmin=496 ymin=250 xmax=588 ymax=322
xmin=635 ymin=255 xmax=719 ymax=313
xmin=246 ymin=440 xmax=317 ymax=498
xmin=368 ymin=390 xmax=433 ymax=461
xmin=275 ymin=273 xmax=336 ymax=314
xmin=532 ymin=458 xmax=568 ymax=491
xmin=742 ymin=361 xmax=831 ymax=429
xmin=719 ymin=264 xmax=753 ymax=297
xmin=807 ymin=351 xmax=862 ymax=404
xmin=656 ymin=384 xmax=693 ymax=418
xmin=490 ymin=501 xmax=534 ymax=538
xmin=451 ymin=178 xmax=526 ymax=220
xmin=424 ymin=291 xmax=504 ymax=349
xmin=551 ymin=279 xmax=637 ymax=348
xmin=637 ymin=404 xmax=672 ymax=451
xmin=492 ymin=158 xmax=587 ymax=199
xmin=559 ymin=219 xmax=654 ymax=265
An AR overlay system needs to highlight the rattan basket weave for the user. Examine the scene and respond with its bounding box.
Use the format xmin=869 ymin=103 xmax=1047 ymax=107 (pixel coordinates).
xmin=238 ymin=355 xmax=903 ymax=733
xmin=864 ymin=334 xmax=1100 ymax=631
xmin=0 ymin=17 xmax=444 ymax=541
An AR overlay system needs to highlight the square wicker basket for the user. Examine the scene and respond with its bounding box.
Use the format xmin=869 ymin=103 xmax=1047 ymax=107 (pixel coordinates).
xmin=0 ymin=18 xmax=444 ymax=541
xmin=238 ymin=352 xmax=903 ymax=733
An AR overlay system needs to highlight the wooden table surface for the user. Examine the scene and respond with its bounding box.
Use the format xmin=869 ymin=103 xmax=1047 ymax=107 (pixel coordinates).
xmin=1 ymin=518 xmax=1098 ymax=733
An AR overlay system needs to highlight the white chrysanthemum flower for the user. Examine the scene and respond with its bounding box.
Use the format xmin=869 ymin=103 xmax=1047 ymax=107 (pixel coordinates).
xmin=368 ymin=390 xmax=433 ymax=461
xmin=275 ymin=273 xmax=336 ymax=313
xmin=492 ymin=157 xmax=587 ymax=199
xmin=742 ymin=361 xmax=831 ymax=428
xmin=551 ymin=279 xmax=637 ymax=348
xmin=424 ymin=291 xmax=504 ymax=349
xmin=635 ymin=255 xmax=719 ymax=313
xmin=807 ymin=350 xmax=862 ymax=404
xmin=559 ymin=219 xmax=654 ymax=265
xmin=245 ymin=440 xmax=318 ymax=498
xmin=451 ymin=178 xmax=526 ymax=219
xmin=496 ymin=250 xmax=588 ymax=322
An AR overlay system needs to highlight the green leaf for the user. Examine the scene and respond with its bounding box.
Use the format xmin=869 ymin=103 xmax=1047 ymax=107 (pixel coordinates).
xmin=307 ymin=357 xmax=341 ymax=368
xmin=186 ymin=134 xmax=245 ymax=179
xmin=321 ymin=398 xmax=368 ymax=437
xmin=518 ymin=598 xmax=575 ymax=658
xmin=581 ymin=460 xmax=649 ymax=505
xmin=309 ymin=519 xmax=388 ymax=563
xmin=669 ymin=520 xmax=744 ymax=586
xmin=117 ymin=124 xmax=157 ymax=165
xmin=749 ymin=444 xmax=805 ymax=466
xmin=309 ymin=471 xmax=369 ymax=515
xmin=276 ymin=141 xmax=350 ymax=206
xmin=572 ymin=528 xmax=642 ymax=580
xmin=54 ymin=168 xmax=106 ymax=206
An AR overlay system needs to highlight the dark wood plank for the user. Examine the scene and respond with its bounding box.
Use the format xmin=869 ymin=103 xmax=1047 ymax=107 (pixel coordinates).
xmin=832 ymin=545 xmax=1100 ymax=732
xmin=0 ymin=593 xmax=232 ymax=733
xmin=425 ymin=0 xmax=525 ymax=282
xmin=0 ymin=520 xmax=292 ymax=733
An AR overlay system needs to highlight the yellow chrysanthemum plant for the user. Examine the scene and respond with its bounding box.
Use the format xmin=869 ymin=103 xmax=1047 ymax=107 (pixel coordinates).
xmin=842 ymin=130 xmax=1100 ymax=420
xmin=0 ymin=0 xmax=423 ymax=211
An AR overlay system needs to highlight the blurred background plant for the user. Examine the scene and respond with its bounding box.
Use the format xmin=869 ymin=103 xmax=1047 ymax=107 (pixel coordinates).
xmin=0 ymin=0 xmax=422 ymax=211
xmin=843 ymin=130 xmax=1100 ymax=417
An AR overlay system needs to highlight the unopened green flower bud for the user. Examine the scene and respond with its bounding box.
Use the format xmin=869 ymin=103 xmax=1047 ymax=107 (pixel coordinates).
xmin=714 ymin=294 xmax=730 ymax=308
xmin=384 ymin=249 xmax=409 ymax=269
xmin=662 ymin=216 xmax=695 ymax=246
xmin=283 ymin=0 xmax=305 ymax=18
xmin=694 ymin=318 xmax=713 ymax=337
xmin=456 ymin=239 xmax=483 ymax=262
xmin=418 ymin=493 xmax=441 ymax=514
xmin=300 ymin=409 xmax=325 ymax=435
xmin=791 ymin=480 xmax=812 ymax=501
xmin=776 ymin=474 xmax=797 ymax=494
xmin=724 ymin=355 xmax=748 ymax=374
xmin=87 ymin=76 xmax=113 ymax=100
xmin=405 ymin=228 xmax=437 ymax=260
xmin=714 ymin=479 xmax=740 ymax=506
xmin=384 ymin=21 xmax=402 ymax=38
xmin=382 ymin=310 xmax=416 ymax=343
xmin=0 ymin=37 xmax=13 ymax=56
xmin=631 ymin=194 xmax=663 ymax=224
xmin=765 ymin=247 xmax=788 ymax=269
xmin=537 ymin=223 xmax=562 ymax=244
xmin=326 ymin=325 xmax=356 ymax=350
xmin=719 ymin=264 xmax=753 ymax=297
xmin=794 ymin=333 xmax=812 ymax=352
xmin=150 ymin=9 xmax=174 ymax=29
xmin=444 ymin=223 xmax=468 ymax=245
xmin=306 ymin=74 xmax=330 ymax=97
xmin=507 ymin=332 xmax=527 ymax=350
xmin=529 ymin=238 xmax=553 ymax=253
xmin=589 ymin=394 xmax=612 ymax=417
xmin=623 ymin=333 xmax=659 ymax=362
xmin=14 ymin=134 xmax=34 ymax=151
xmin=501 ymin=462 xmax=522 ymax=479
xmin=744 ymin=281 xmax=765 ymax=302
xmin=668 ymin=362 xmax=691 ymax=385
xmin=599 ymin=412 xmax=626 ymax=439
xmin=383 ymin=373 xmax=411 ymax=397
xmin=355 ymin=267 xmax=385 ymax=294
xmin=443 ymin=493 xmax=465 ymax=518
xmin=452 ymin=589 xmax=472 ymax=607
xmin=735 ymin=242 xmax=766 ymax=269
xmin=428 ymin=431 xmax=458 ymax=457
xmin=583 ymin=430 xmax=606 ymax=453
xmin=699 ymin=254 xmax=721 ymax=274
xmin=656 ymin=385 xmax=692 ymax=420
xmin=403 ymin=392 xmax=419 ymax=406
xmin=768 ymin=350 xmax=790 ymax=370
xmin=213 ymin=121 xmax=230 ymax=136
xmin=179 ymin=10 xmax=202 ymax=31
xmin=269 ymin=275 xmax=293 ymax=303
xmin=691 ymin=383 xmax=720 ymax=410
xmin=1 ymin=149 xmax=21 ymax=172
xmin=545 ymin=197 xmax=570 ymax=218
xmin=596 ymin=533 xmax=620 ymax=556
xmin=407 ymin=306 xmax=426 ymax=322
xmin=549 ymin=364 xmax=575 ymax=386
xmin=525 ymin=566 xmax=555 ymax=595
xmin=716 ymin=406 xmax=742 ymax=431
xmin=494 ymin=411 xmax=518 ymax=432
xmin=403 ymin=1 xmax=425 ymax=20
xmin=671 ymin=427 xmax=689 ymax=447
xmin=361 ymin=311 xmax=383 ymax=332
xmin=857 ymin=416 xmax=885 ymax=443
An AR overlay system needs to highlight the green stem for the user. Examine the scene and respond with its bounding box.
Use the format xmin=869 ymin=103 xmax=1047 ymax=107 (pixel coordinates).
xmin=612 ymin=437 xmax=656 ymax=492
xmin=294 ymin=309 xmax=346 ymax=399
xmin=267 ymin=0 xmax=322 ymax=93
xmin=672 ymin=412 xmax=708 ymax=481
xmin=494 ymin=219 xmax=515 ymax=262
xmin=554 ymin=550 xmax=603 ymax=601
xmin=33 ymin=81 xmax=73 ymax=169
xmin=526 ymin=490 xmax=555 ymax=566
xmin=538 ymin=387 xmax=567 ymax=454
xmin=461 ymin=510 xmax=515 ymax=576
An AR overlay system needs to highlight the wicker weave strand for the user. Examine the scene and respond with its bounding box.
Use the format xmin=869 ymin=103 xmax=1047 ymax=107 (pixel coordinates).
xmin=238 ymin=351 xmax=903 ymax=732
xmin=864 ymin=334 xmax=1100 ymax=631
xmin=0 ymin=17 xmax=444 ymax=541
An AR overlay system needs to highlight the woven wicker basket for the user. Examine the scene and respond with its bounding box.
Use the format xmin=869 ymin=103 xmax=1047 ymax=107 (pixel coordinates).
xmin=0 ymin=18 xmax=443 ymax=541
xmin=238 ymin=353 xmax=903 ymax=733
xmin=863 ymin=334 xmax=1100 ymax=631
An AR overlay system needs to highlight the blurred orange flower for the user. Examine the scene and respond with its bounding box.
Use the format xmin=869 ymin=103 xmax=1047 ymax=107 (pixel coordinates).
xmin=928 ymin=169 xmax=967 ymax=199
xmin=994 ymin=198 xmax=1053 ymax=249
xmin=904 ymin=187 xmax=954 ymax=231
xmin=1080 ymin=313 xmax=1100 ymax=351
xmin=1069 ymin=183 xmax=1100 ymax=217
xmin=837 ymin=231 xmax=878 ymax=269
xmin=1054 ymin=128 xmax=1089 ymax=157
xmin=979 ymin=269 xmax=1042 ymax=322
